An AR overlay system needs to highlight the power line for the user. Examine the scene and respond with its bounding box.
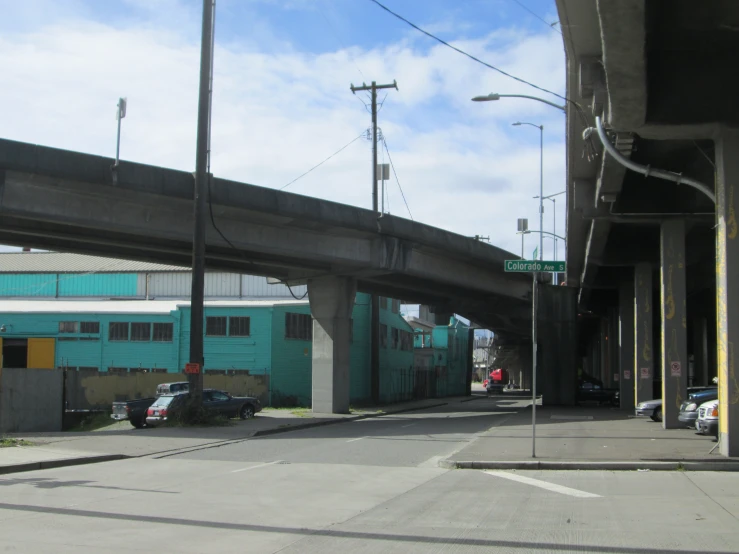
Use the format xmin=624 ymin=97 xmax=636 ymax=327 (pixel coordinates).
xmin=509 ymin=0 xmax=562 ymax=35
xmin=381 ymin=135 xmax=413 ymax=221
xmin=280 ymin=132 xmax=367 ymax=191
xmin=368 ymin=0 xmax=567 ymax=104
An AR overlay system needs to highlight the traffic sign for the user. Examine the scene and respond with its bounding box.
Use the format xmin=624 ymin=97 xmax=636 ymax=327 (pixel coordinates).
xmin=504 ymin=260 xmax=566 ymax=273
xmin=184 ymin=363 xmax=201 ymax=374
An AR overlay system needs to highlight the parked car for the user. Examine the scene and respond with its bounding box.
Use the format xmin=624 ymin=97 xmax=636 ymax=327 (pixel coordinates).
xmin=635 ymin=386 xmax=717 ymax=421
xmin=202 ymin=389 xmax=262 ymax=419
xmin=577 ymin=377 xmax=619 ymax=406
xmin=111 ymin=397 xmax=157 ymax=429
xmin=156 ymin=381 xmax=189 ymax=396
xmin=145 ymin=393 xmax=188 ymax=427
xmin=145 ymin=389 xmax=262 ymax=427
xmin=678 ymin=389 xmax=719 ymax=427
xmin=696 ymin=400 xmax=719 ymax=437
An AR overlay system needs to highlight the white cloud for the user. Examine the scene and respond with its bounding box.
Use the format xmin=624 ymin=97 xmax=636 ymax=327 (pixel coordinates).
xmin=0 ymin=3 xmax=567 ymax=259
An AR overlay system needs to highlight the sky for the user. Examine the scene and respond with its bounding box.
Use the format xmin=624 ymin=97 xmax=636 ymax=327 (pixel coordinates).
xmin=0 ymin=0 xmax=566 ymax=262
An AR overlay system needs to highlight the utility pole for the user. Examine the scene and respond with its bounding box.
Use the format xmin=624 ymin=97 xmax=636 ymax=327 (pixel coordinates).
xmin=350 ymin=80 xmax=398 ymax=403
xmin=188 ymin=0 xmax=216 ymax=405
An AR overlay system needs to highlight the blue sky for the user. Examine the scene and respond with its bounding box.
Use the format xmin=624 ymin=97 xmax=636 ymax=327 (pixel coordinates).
xmin=0 ymin=0 xmax=566 ymax=259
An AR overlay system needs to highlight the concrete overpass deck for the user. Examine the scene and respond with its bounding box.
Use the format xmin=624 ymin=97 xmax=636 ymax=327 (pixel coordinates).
xmin=0 ymin=138 xmax=531 ymax=337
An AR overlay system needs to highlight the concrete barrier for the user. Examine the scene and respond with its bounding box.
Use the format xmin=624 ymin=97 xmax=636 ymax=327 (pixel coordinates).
xmin=0 ymin=367 xmax=64 ymax=433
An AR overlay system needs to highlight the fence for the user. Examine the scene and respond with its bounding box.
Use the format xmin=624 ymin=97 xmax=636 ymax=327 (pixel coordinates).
xmin=0 ymin=368 xmax=64 ymax=433
xmin=64 ymin=369 xmax=270 ymax=410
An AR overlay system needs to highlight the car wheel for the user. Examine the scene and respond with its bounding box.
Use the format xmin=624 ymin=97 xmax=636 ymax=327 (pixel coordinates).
xmin=240 ymin=404 xmax=255 ymax=420
xmin=131 ymin=417 xmax=146 ymax=429
xmin=650 ymin=408 xmax=662 ymax=422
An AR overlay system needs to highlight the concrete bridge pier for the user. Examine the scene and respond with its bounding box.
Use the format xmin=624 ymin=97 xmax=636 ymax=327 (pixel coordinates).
xmin=308 ymin=276 xmax=357 ymax=414
xmin=716 ymin=129 xmax=739 ymax=456
xmin=660 ymin=220 xmax=688 ymax=429
xmin=634 ymin=263 xmax=654 ymax=405
xmin=618 ymin=274 xmax=636 ymax=410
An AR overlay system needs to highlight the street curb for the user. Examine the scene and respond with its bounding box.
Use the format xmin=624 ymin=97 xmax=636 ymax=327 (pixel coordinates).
xmin=460 ymin=396 xmax=487 ymax=403
xmin=0 ymin=401 xmax=453 ymax=472
xmin=439 ymin=459 xmax=739 ymax=472
xmin=0 ymin=454 xmax=130 ymax=476
xmin=253 ymin=401 xmax=450 ymax=437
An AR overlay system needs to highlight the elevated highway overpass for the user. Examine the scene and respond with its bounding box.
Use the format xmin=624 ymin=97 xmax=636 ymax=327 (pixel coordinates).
xmin=0 ymin=138 xmax=544 ymax=412
xmin=557 ymin=0 xmax=739 ymax=456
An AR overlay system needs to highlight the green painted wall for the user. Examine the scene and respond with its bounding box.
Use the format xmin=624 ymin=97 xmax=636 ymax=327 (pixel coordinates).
xmin=378 ymin=299 xmax=415 ymax=403
xmin=270 ymin=304 xmax=313 ymax=406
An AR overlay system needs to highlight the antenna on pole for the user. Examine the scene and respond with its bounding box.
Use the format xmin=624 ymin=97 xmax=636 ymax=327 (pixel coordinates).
xmin=111 ymin=97 xmax=127 ymax=182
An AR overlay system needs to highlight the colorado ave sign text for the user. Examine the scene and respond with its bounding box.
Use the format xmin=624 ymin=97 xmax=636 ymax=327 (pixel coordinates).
xmin=504 ymin=260 xmax=566 ymax=273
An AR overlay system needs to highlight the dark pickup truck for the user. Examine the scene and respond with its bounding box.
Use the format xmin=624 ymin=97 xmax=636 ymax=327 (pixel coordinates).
xmin=111 ymin=397 xmax=156 ymax=429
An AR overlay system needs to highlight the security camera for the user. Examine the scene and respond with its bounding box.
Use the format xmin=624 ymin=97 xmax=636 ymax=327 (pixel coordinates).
xmin=0 ymin=325 xmax=6 ymax=332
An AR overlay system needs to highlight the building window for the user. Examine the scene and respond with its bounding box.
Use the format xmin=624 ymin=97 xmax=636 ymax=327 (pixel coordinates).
xmin=107 ymin=367 xmax=128 ymax=374
xmin=109 ymin=322 xmax=129 ymax=341
xmin=380 ymin=324 xmax=388 ymax=348
xmin=229 ymin=316 xmax=251 ymax=337
xmin=380 ymin=297 xmax=388 ymax=310
xmin=400 ymin=330 xmax=412 ymax=351
xmin=391 ymin=328 xmax=399 ymax=349
xmin=153 ymin=323 xmax=174 ymax=342
xmin=131 ymin=322 xmax=151 ymax=341
xmin=59 ymin=321 xmax=78 ymax=333
xmin=391 ymin=299 xmax=400 ymax=314
xmin=78 ymin=367 xmax=99 ymax=372
xmin=80 ymin=322 xmax=99 ymax=334
xmin=206 ymin=316 xmax=227 ymax=336
xmin=285 ymin=312 xmax=312 ymax=340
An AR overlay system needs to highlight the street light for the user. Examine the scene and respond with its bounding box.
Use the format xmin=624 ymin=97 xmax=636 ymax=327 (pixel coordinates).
xmin=533 ymin=190 xmax=565 ymax=284
xmin=471 ymin=93 xmax=566 ymax=112
xmin=512 ymin=122 xmax=544 ymax=264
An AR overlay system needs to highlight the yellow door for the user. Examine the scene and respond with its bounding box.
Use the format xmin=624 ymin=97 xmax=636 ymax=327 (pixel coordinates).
xmin=27 ymin=338 xmax=55 ymax=369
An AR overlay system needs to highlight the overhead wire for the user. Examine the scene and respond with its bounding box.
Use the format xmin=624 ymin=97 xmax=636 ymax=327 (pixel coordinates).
xmin=509 ymin=0 xmax=562 ymax=35
xmin=381 ymin=135 xmax=413 ymax=221
xmin=280 ymin=132 xmax=367 ymax=190
xmin=368 ymin=0 xmax=598 ymax=159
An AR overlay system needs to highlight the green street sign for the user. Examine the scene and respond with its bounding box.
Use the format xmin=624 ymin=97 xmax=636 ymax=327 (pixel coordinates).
xmin=505 ymin=260 xmax=566 ymax=273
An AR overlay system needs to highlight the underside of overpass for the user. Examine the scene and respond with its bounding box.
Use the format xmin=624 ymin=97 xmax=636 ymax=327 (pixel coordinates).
xmin=557 ymin=0 xmax=739 ymax=456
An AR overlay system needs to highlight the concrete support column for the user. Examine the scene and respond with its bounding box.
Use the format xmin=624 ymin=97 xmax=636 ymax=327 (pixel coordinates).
xmin=693 ymin=318 xmax=709 ymax=387
xmin=600 ymin=317 xmax=609 ymax=384
xmin=634 ymin=263 xmax=654 ymax=404
xmin=308 ymin=276 xmax=357 ymax=414
xmin=715 ymin=129 xmax=739 ymax=456
xmin=619 ymin=276 xmax=635 ymax=410
xmin=660 ymin=220 xmax=688 ymax=429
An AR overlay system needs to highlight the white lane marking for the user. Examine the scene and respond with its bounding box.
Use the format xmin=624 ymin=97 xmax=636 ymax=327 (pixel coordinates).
xmin=346 ymin=436 xmax=367 ymax=443
xmin=484 ymin=471 xmax=601 ymax=498
xmin=231 ymin=461 xmax=282 ymax=473
xmin=401 ymin=423 xmax=416 ymax=428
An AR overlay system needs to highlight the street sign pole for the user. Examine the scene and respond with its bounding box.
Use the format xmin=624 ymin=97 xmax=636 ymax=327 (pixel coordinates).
xmin=532 ymin=273 xmax=537 ymax=458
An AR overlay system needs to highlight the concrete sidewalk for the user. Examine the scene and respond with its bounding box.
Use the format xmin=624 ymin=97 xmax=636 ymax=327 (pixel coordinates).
xmin=0 ymin=395 xmax=457 ymax=474
xmin=443 ymin=400 xmax=739 ymax=470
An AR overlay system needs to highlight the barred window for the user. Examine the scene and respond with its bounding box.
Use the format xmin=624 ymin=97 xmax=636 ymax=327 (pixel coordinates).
xmin=80 ymin=322 xmax=100 ymax=334
xmin=206 ymin=316 xmax=227 ymax=336
xmin=109 ymin=322 xmax=129 ymax=341
xmin=59 ymin=321 xmax=78 ymax=333
xmin=153 ymin=323 xmax=173 ymax=342
xmin=229 ymin=317 xmax=251 ymax=337
xmin=391 ymin=328 xmax=399 ymax=349
xmin=131 ymin=322 xmax=151 ymax=341
xmin=285 ymin=312 xmax=312 ymax=340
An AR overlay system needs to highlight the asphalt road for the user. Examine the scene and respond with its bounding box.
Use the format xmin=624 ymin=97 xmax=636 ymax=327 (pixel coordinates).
xmin=0 ymin=396 xmax=737 ymax=553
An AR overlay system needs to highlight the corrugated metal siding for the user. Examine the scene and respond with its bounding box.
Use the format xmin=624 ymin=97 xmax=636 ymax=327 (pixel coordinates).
xmin=148 ymin=273 xmax=241 ymax=297
xmin=241 ymin=275 xmax=307 ymax=298
xmin=0 ymin=252 xmax=187 ymax=273
xmin=270 ymin=304 xmax=313 ymax=406
xmin=0 ymin=274 xmax=57 ymax=296
xmin=149 ymin=273 xmax=192 ymax=297
xmin=58 ymin=273 xmax=138 ymax=297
